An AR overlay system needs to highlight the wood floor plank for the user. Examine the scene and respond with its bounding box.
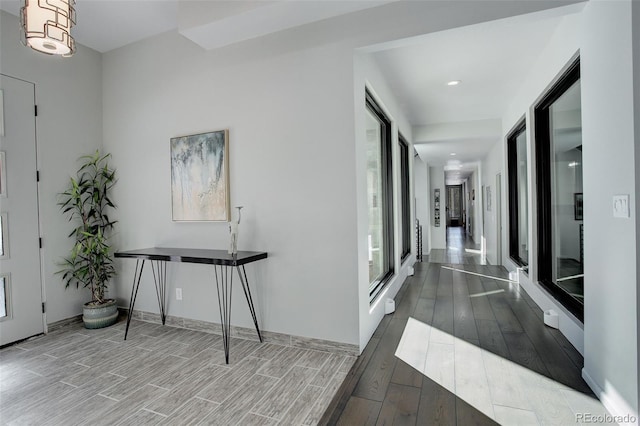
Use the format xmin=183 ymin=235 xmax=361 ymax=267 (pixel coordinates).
xmin=375 ymin=383 xmax=420 ymax=426
xmin=453 ymin=297 xmax=479 ymax=341
xmin=336 ymin=396 xmax=382 ymax=426
xmin=352 ymin=319 xmax=405 ymax=402
xmin=501 ymin=332 xmax=550 ymax=377
xmin=390 ymin=359 xmax=422 ymax=388
xmin=509 ymin=302 xmax=592 ymax=394
xmin=320 ymin=336 xmax=381 ymax=424
xmin=416 ymin=377 xmax=456 ymax=425
xmin=455 ymin=396 xmax=500 ymax=426
xmin=431 ymin=297 xmax=454 ymax=336
xmin=412 ymin=297 xmax=435 ymax=324
xmin=393 ymin=279 xmax=423 ymax=320
xmin=486 ymin=291 xmax=524 ymax=334
xmin=476 ymin=319 xmax=511 ymax=359
xmin=470 ymin=292 xmax=497 ymax=321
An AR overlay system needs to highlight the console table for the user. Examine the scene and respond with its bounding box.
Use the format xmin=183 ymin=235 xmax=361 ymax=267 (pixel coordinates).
xmin=114 ymin=247 xmax=267 ymax=364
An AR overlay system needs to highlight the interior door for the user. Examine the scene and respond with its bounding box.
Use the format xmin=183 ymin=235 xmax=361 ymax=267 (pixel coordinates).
xmin=0 ymin=74 xmax=44 ymax=345
xmin=446 ymin=185 xmax=462 ymax=226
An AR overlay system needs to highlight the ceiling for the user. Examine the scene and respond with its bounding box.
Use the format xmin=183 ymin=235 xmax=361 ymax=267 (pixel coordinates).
xmin=1 ymin=1 xmax=584 ymax=184
xmin=0 ymin=0 xmax=394 ymax=52
xmin=366 ymin=4 xmax=583 ymax=182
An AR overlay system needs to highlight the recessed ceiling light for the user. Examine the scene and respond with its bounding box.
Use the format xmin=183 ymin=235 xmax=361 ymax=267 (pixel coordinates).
xmin=450 ymin=153 xmax=457 ymax=156
xmin=447 ymin=80 xmax=461 ymax=86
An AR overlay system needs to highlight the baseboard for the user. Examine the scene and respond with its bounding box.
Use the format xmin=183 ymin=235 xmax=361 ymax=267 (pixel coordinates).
xmin=517 ymin=270 xmax=584 ymax=355
xmin=582 ymin=368 xmax=639 ymax=425
xmin=47 ymin=315 xmax=82 ymax=332
xmin=123 ymin=308 xmax=359 ymax=356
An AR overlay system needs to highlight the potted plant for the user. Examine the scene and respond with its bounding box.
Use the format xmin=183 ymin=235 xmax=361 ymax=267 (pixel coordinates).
xmin=58 ymin=150 xmax=118 ymax=329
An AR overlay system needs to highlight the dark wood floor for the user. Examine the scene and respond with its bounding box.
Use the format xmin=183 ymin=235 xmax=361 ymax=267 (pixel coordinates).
xmin=321 ymin=258 xmax=592 ymax=425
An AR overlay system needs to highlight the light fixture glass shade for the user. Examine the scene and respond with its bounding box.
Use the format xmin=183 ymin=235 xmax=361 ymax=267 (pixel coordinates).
xmin=20 ymin=0 xmax=76 ymax=57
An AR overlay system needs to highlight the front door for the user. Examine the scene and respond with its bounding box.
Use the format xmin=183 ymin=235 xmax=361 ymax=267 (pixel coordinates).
xmin=0 ymin=74 xmax=44 ymax=345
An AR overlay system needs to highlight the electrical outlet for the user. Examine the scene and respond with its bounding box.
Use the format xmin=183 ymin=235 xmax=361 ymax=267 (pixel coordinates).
xmin=176 ymin=288 xmax=182 ymax=300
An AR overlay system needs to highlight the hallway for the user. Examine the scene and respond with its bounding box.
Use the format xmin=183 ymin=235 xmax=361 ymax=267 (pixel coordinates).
xmin=324 ymin=260 xmax=610 ymax=425
xmin=428 ymin=226 xmax=486 ymax=265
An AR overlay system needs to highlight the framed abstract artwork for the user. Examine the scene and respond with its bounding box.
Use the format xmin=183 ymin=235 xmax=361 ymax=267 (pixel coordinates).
xmin=170 ymin=130 xmax=230 ymax=221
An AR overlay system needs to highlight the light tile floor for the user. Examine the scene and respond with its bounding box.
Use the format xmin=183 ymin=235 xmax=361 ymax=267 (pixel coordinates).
xmin=0 ymin=319 xmax=356 ymax=425
xmin=395 ymin=317 xmax=616 ymax=425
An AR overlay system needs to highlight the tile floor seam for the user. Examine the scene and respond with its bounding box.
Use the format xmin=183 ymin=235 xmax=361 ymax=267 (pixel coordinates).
xmin=98 ymin=393 xmax=119 ymax=402
xmin=141 ymin=407 xmax=169 ymax=417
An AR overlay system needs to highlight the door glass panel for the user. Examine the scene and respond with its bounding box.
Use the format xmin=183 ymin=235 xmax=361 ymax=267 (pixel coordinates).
xmin=551 ymin=80 xmax=583 ymax=303
xmin=0 ymin=276 xmax=8 ymax=319
xmin=366 ymin=109 xmax=384 ymax=283
xmin=0 ymin=214 xmax=4 ymax=257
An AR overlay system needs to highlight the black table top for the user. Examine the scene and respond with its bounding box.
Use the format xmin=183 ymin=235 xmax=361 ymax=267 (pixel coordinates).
xmin=115 ymin=247 xmax=267 ymax=266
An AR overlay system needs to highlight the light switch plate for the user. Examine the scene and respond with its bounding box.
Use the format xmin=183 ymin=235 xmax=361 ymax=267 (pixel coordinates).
xmin=613 ymin=194 xmax=630 ymax=218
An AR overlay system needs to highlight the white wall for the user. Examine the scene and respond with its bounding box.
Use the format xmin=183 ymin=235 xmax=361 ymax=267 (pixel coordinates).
xmin=634 ymin=0 xmax=640 ymax=414
xmin=0 ymin=11 xmax=103 ymax=324
xmin=496 ymin=11 xmax=585 ymax=356
xmin=481 ymin=141 xmax=504 ymax=265
xmin=103 ymin=31 xmax=361 ymax=346
xmin=492 ymin=2 xmax=639 ymax=417
xmin=414 ymin=156 xmax=430 ymax=255
xmin=581 ymin=0 xmax=638 ymax=417
xmin=429 ymin=166 xmax=446 ymax=249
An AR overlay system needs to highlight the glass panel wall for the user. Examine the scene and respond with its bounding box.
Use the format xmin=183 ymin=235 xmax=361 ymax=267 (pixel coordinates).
xmin=366 ymin=108 xmax=384 ymax=283
xmin=507 ymin=121 xmax=528 ymax=267
xmin=535 ymin=59 xmax=583 ymax=320
xmin=551 ymin=80 xmax=583 ymax=302
xmin=365 ymin=90 xmax=394 ymax=300
xmin=399 ymin=135 xmax=411 ymax=261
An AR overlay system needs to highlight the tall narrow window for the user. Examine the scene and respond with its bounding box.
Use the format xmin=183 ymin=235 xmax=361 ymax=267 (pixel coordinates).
xmin=399 ymin=134 xmax=411 ymax=262
xmin=535 ymin=58 xmax=583 ymax=320
xmin=366 ymin=90 xmax=394 ymax=301
xmin=507 ymin=120 xmax=528 ymax=267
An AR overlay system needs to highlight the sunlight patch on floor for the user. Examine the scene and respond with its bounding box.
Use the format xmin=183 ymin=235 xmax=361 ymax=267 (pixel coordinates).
xmin=441 ymin=265 xmax=518 ymax=284
xmin=465 ymin=248 xmax=482 ymax=254
xmin=395 ymin=317 xmax=616 ymax=425
xmin=468 ymin=289 xmax=505 ymax=298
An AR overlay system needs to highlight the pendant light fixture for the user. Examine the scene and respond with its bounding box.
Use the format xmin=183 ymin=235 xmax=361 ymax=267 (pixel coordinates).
xmin=20 ymin=0 xmax=76 ymax=57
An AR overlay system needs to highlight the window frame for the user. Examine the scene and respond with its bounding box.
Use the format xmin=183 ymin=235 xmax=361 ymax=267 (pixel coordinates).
xmin=398 ymin=133 xmax=411 ymax=263
xmin=534 ymin=58 xmax=583 ymax=321
xmin=507 ymin=119 xmax=528 ymax=268
xmin=366 ymin=89 xmax=395 ymax=301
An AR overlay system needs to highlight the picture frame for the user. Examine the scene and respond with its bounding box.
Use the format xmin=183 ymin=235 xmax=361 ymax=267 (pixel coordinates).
xmin=434 ymin=188 xmax=441 ymax=227
xmin=170 ymin=130 xmax=230 ymax=221
xmin=574 ymin=193 xmax=583 ymax=220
